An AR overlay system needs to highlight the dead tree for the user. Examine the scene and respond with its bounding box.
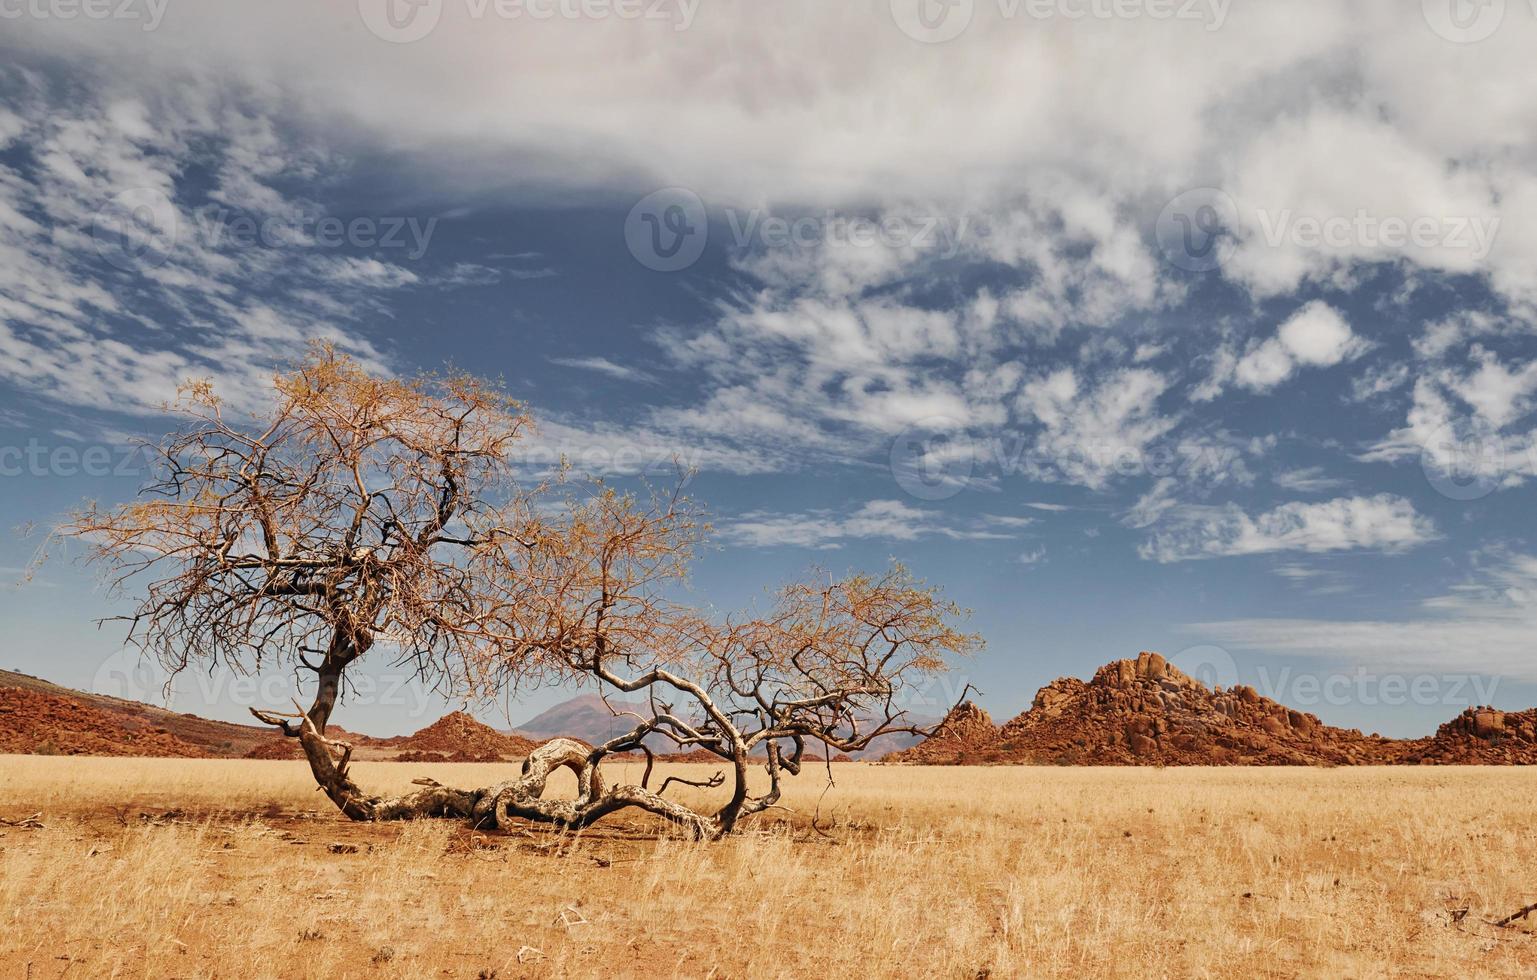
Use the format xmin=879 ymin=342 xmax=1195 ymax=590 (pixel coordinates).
xmin=58 ymin=347 xmax=978 ymax=837
xmin=498 ymin=539 xmax=983 ymax=836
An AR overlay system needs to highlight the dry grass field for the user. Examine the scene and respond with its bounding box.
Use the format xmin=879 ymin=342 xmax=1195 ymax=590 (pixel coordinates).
xmin=2 ymin=757 xmax=1536 ymax=979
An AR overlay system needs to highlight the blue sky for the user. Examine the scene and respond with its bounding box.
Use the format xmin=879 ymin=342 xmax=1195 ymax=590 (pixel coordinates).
xmin=2 ymin=1 xmax=1536 ymax=737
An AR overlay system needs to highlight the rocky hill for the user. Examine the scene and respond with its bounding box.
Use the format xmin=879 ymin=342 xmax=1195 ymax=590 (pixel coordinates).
xmin=1 ymin=669 xmax=295 ymax=758
xmin=14 ymin=657 xmax=1529 ymax=767
xmin=891 ymin=701 xmax=998 ymax=764
xmin=887 ymin=652 xmax=1537 ymax=766
xmin=1397 ymin=707 xmax=1537 ymax=764
xmin=0 ymin=669 xmax=493 ymax=762
xmin=0 ymin=669 xmax=770 ymax=762
xmin=384 ymin=711 xmax=540 ymax=762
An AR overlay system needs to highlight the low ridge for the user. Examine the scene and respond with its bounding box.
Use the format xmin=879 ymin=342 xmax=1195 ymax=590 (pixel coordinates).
xmin=888 ymin=652 xmax=1537 ymax=766
xmin=7 ymin=660 xmax=1533 ymax=766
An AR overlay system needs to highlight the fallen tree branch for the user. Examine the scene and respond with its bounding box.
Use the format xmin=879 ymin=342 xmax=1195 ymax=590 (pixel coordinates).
xmin=1492 ymin=902 xmax=1537 ymax=928
xmin=0 ymin=813 xmax=43 ymax=829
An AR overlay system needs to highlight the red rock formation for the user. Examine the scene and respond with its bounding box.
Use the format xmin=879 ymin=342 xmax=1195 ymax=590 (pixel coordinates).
xmin=886 ymin=700 xmax=998 ymax=764
xmin=887 ymin=652 xmax=1421 ymax=766
xmin=0 ymin=686 xmax=207 ymax=757
xmin=991 ymin=652 xmax=1391 ymax=765
xmin=388 ymin=711 xmax=539 ymax=760
xmin=1397 ymin=707 xmax=1537 ymax=764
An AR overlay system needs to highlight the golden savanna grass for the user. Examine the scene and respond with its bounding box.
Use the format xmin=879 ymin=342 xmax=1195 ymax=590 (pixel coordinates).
xmin=2 ymin=757 xmax=1535 ymax=978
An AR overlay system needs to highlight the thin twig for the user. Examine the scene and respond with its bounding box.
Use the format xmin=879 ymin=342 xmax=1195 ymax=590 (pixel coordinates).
xmin=657 ymin=770 xmax=724 ymax=796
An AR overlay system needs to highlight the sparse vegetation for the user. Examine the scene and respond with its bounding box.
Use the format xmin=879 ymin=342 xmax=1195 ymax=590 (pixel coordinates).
xmin=2 ymin=757 xmax=1536 ymax=977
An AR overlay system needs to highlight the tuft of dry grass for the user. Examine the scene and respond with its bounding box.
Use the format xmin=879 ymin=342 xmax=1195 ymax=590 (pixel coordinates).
xmin=1 ymin=756 xmax=1535 ymax=978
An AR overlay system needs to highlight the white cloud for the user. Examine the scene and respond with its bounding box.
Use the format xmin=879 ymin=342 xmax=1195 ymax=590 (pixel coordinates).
xmin=1227 ymin=302 xmax=1364 ymax=395
xmin=1223 ymin=110 xmax=1504 ymax=298
xmin=7 ymin=2 xmax=1537 ymax=505
xmin=3 ymin=0 xmax=1535 ymax=326
xmin=516 ymin=416 xmax=776 ymax=479
xmin=0 ymin=83 xmax=402 ymax=416
xmin=1363 ymin=315 xmax=1537 ymax=491
xmin=1450 ymin=347 xmax=1537 ymax=430
xmin=1272 ymin=466 xmax=1348 ymax=494
xmin=1278 ymin=301 xmax=1360 ymax=366
xmin=1193 ymin=554 xmax=1537 ymax=681
xmin=1016 ymin=366 xmax=1175 ymax=489
xmin=1140 ymin=494 xmax=1436 ymax=563
xmin=1271 ymin=563 xmax=1323 ymax=582
xmin=1122 ymin=477 xmax=1179 ymax=530
xmin=548 ymin=356 xmax=653 ymax=383
xmin=1347 ymin=362 xmax=1410 ymax=403
xmin=718 ymin=500 xmax=1022 ymax=550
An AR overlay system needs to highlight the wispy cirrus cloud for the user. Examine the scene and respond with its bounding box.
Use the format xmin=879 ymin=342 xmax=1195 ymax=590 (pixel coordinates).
xmin=1140 ymin=494 xmax=1437 ymax=563
xmin=1192 ymin=553 xmax=1537 ymax=681
xmin=718 ymin=500 xmax=1028 ymax=550
xmin=547 ymin=356 xmax=654 ymax=384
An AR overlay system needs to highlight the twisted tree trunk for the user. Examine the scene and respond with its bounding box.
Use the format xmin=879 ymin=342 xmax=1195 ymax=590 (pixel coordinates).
xmin=255 ymin=702 xmax=722 ymax=838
